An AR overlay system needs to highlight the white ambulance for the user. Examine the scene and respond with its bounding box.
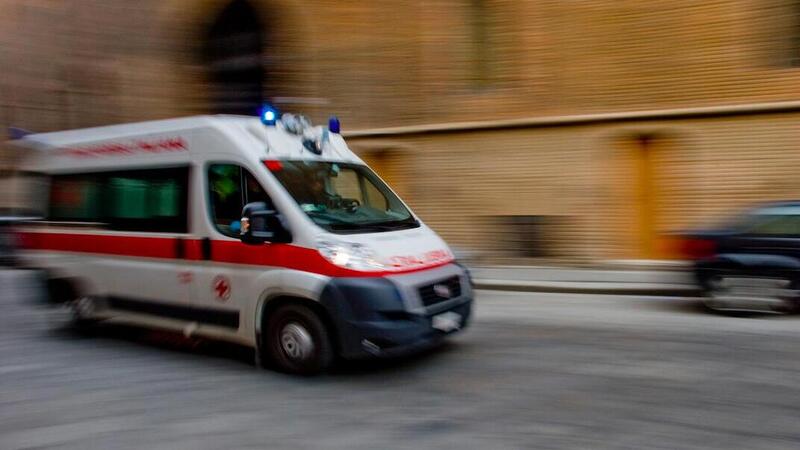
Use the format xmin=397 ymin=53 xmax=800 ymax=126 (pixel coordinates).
xmin=11 ymin=111 xmax=473 ymax=374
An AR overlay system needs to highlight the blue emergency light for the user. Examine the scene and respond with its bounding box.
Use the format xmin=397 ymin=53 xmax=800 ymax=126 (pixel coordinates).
xmin=260 ymin=105 xmax=279 ymax=126
xmin=328 ymin=116 xmax=341 ymax=134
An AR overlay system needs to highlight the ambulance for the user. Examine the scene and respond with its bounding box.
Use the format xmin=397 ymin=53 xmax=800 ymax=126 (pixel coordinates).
xmin=9 ymin=109 xmax=473 ymax=374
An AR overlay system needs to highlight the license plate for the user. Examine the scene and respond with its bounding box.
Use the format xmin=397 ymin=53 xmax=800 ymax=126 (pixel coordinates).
xmin=717 ymin=277 xmax=793 ymax=297
xmin=432 ymin=311 xmax=462 ymax=332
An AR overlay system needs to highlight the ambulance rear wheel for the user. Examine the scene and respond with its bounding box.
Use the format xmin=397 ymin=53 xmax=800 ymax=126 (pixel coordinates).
xmin=66 ymin=297 xmax=101 ymax=334
xmin=264 ymin=304 xmax=333 ymax=375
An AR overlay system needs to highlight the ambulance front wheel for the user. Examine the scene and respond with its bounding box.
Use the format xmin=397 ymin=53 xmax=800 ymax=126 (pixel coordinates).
xmin=264 ymin=304 xmax=334 ymax=375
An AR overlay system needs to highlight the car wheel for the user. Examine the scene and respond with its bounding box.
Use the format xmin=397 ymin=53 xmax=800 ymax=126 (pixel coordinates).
xmin=769 ymin=297 xmax=800 ymax=314
xmin=264 ymin=304 xmax=333 ymax=375
xmin=702 ymin=276 xmax=797 ymax=315
xmin=700 ymin=294 xmax=726 ymax=314
xmin=45 ymin=296 xmax=98 ymax=332
xmin=70 ymin=296 xmax=100 ymax=331
xmin=700 ymin=276 xmax=726 ymax=313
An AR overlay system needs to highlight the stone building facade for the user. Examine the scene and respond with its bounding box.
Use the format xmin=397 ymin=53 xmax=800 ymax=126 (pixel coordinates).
xmin=3 ymin=0 xmax=800 ymax=263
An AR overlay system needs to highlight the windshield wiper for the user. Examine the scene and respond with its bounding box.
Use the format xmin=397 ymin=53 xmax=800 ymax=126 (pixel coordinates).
xmin=358 ymin=218 xmax=420 ymax=231
xmin=307 ymin=211 xmax=353 ymax=225
xmin=327 ymin=222 xmax=367 ymax=230
xmin=319 ymin=216 xmax=420 ymax=233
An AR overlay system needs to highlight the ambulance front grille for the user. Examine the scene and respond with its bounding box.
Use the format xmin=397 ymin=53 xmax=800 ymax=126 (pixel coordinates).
xmin=418 ymin=276 xmax=462 ymax=307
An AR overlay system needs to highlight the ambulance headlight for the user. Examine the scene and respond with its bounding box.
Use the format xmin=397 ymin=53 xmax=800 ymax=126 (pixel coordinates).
xmin=316 ymin=238 xmax=385 ymax=271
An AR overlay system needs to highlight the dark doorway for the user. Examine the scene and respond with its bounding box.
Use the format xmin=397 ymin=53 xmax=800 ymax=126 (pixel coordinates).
xmin=204 ymin=0 xmax=265 ymax=115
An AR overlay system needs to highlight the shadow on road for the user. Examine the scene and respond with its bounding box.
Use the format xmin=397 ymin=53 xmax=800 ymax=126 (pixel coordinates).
xmin=46 ymin=321 xmax=459 ymax=377
xmin=49 ymin=322 xmax=258 ymax=367
xmin=637 ymin=297 xmax=709 ymax=315
xmin=638 ymin=296 xmax=800 ymax=319
xmin=331 ymin=341 xmax=461 ymax=376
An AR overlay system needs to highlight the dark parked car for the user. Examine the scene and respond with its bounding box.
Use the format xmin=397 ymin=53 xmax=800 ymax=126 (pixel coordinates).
xmin=685 ymin=202 xmax=800 ymax=313
xmin=0 ymin=209 xmax=41 ymax=267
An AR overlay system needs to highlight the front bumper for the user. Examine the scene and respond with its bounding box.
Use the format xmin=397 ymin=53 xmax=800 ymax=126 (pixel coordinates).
xmin=320 ymin=263 xmax=473 ymax=359
xmin=694 ymin=262 xmax=800 ymax=312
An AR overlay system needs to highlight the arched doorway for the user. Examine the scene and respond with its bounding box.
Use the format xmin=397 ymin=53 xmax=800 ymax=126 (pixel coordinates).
xmin=203 ymin=0 xmax=265 ymax=115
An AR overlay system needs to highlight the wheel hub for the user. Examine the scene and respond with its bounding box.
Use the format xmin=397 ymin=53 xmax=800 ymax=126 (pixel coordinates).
xmin=280 ymin=322 xmax=314 ymax=361
xmin=74 ymin=297 xmax=95 ymax=318
xmin=707 ymin=276 xmax=794 ymax=312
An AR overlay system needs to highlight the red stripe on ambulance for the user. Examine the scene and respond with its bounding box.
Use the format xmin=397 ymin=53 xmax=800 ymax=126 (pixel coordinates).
xmin=17 ymin=231 xmax=452 ymax=278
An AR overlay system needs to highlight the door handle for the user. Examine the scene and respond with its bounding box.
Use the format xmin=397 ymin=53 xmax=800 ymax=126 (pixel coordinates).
xmin=175 ymin=238 xmax=185 ymax=259
xmin=202 ymin=237 xmax=212 ymax=261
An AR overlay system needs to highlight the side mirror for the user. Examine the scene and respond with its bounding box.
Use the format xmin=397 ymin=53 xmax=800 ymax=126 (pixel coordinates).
xmin=240 ymin=202 xmax=291 ymax=245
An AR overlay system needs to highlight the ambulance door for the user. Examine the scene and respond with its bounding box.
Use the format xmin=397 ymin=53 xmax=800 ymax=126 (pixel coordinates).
xmin=89 ymin=166 xmax=193 ymax=313
xmin=192 ymin=162 xmax=279 ymax=337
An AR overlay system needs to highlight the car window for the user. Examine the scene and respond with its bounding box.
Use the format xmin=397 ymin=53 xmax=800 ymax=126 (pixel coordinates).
xmin=49 ymin=167 xmax=189 ymax=232
xmin=745 ymin=214 xmax=800 ymax=236
xmin=270 ymin=161 xmax=414 ymax=234
xmin=208 ymin=164 xmax=272 ymax=237
xmin=364 ymin=181 xmax=389 ymax=211
xmin=331 ymin=169 xmax=362 ymax=204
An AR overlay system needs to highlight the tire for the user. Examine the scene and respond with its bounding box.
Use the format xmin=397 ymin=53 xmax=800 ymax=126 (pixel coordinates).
xmin=768 ymin=297 xmax=800 ymax=315
xmin=69 ymin=296 xmax=100 ymax=332
xmin=699 ymin=294 xmax=725 ymax=314
xmin=702 ymin=282 xmax=798 ymax=315
xmin=263 ymin=304 xmax=334 ymax=375
xmin=44 ymin=292 xmax=97 ymax=332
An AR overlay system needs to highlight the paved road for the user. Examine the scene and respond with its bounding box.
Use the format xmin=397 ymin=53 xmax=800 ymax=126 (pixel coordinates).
xmin=2 ymin=272 xmax=800 ymax=449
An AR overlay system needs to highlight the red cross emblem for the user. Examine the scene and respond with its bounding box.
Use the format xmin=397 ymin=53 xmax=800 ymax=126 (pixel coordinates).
xmin=212 ymin=275 xmax=231 ymax=302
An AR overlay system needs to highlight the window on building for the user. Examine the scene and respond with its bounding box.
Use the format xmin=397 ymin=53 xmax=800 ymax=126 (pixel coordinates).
xmin=465 ymin=1 xmax=517 ymax=89
xmin=792 ymin=3 xmax=800 ymax=67
xmin=208 ymin=163 xmax=273 ymax=237
xmin=48 ymin=167 xmax=190 ymax=233
xmin=468 ymin=0 xmax=492 ymax=87
xmin=771 ymin=1 xmax=800 ymax=67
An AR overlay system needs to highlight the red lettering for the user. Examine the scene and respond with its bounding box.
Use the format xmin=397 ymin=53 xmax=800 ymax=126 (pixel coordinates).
xmin=162 ymin=138 xmax=187 ymax=150
xmin=60 ymin=137 xmax=187 ymax=158
xmin=137 ymin=141 xmax=156 ymax=152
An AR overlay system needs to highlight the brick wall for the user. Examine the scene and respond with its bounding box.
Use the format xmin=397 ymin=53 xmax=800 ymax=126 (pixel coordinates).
xmin=348 ymin=111 xmax=800 ymax=263
xmin=6 ymin=1 xmax=800 ymax=132
xmin=3 ymin=0 xmax=800 ymax=261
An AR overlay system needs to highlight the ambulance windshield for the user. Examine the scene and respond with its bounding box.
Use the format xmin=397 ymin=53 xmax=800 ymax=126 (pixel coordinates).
xmin=270 ymin=161 xmax=419 ymax=234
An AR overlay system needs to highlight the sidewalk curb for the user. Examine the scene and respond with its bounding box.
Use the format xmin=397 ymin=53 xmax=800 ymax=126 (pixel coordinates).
xmin=473 ymin=279 xmax=703 ymax=297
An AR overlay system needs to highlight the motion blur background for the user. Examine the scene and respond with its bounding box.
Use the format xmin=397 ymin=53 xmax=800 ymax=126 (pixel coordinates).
xmin=3 ymin=0 xmax=800 ymax=264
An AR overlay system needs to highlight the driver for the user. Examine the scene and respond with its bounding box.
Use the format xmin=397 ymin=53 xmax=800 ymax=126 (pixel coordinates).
xmin=297 ymin=175 xmax=336 ymax=212
xmin=297 ymin=171 xmax=359 ymax=213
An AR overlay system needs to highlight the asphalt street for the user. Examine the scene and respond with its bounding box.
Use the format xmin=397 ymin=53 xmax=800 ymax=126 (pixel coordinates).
xmin=2 ymin=271 xmax=800 ymax=449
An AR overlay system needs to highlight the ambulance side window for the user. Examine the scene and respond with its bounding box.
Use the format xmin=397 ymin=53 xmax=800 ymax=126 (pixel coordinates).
xmin=208 ymin=164 xmax=272 ymax=237
xmin=48 ymin=167 xmax=189 ymax=233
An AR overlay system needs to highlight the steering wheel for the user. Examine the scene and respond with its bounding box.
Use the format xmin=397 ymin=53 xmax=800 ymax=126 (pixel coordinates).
xmin=324 ymin=194 xmax=343 ymax=210
xmin=343 ymin=198 xmax=361 ymax=213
